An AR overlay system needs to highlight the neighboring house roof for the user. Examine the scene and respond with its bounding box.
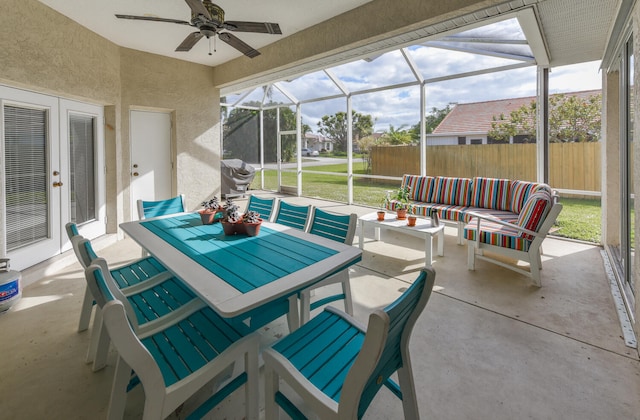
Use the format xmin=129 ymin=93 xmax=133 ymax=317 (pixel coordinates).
xmin=431 ymin=89 xmax=601 ymax=136
xmin=305 ymin=133 xmax=334 ymax=143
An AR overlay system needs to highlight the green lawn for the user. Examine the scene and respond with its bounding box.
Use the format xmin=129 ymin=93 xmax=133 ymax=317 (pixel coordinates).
xmin=253 ymin=164 xmax=604 ymax=243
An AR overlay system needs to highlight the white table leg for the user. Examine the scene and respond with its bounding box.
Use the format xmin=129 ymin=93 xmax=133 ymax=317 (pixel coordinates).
xmin=425 ymin=233 xmax=433 ymax=268
xmin=359 ymin=221 xmax=365 ymax=249
xmin=437 ymin=227 xmax=445 ymax=257
xmin=374 ymin=226 xmax=381 ymax=241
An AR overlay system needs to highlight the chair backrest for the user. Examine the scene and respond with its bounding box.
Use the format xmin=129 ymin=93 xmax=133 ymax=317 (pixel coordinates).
xmin=137 ymin=194 xmax=186 ymax=220
xmin=85 ymin=264 xmax=168 ymax=390
xmin=307 ymin=208 xmax=357 ymax=245
xmin=273 ymin=200 xmax=313 ymax=230
xmin=71 ymin=235 xmax=99 ymax=268
xmin=79 ymin=241 xmax=143 ymax=328
xmin=65 ymin=222 xmax=79 ymax=240
xmin=246 ymin=195 xmax=277 ymax=222
xmin=341 ymin=268 xmax=436 ymax=418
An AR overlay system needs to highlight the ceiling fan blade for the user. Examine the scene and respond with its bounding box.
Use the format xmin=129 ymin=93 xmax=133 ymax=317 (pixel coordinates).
xmin=115 ymin=14 xmax=191 ymax=26
xmin=176 ymin=32 xmax=204 ymax=52
xmin=218 ymin=32 xmax=260 ymax=58
xmin=224 ymin=21 xmax=282 ymax=35
xmin=184 ymin=0 xmax=211 ymax=20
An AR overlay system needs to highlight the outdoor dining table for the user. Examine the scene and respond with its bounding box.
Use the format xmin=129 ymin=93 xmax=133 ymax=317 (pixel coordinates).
xmin=120 ymin=212 xmax=362 ymax=326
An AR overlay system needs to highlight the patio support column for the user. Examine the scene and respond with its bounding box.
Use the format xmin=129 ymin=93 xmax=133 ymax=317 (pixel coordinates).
xmin=346 ymin=94 xmax=354 ymax=204
xmin=602 ymin=69 xmax=621 ymax=247
xmin=536 ymin=66 xmax=549 ymax=184
xmin=259 ymin=109 xmax=265 ymax=190
xmin=296 ymin=105 xmax=302 ymax=197
xmin=420 ymin=83 xmax=427 ymax=176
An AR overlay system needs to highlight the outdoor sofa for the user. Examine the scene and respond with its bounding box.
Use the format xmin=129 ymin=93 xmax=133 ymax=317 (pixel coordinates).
xmin=387 ymin=174 xmax=562 ymax=286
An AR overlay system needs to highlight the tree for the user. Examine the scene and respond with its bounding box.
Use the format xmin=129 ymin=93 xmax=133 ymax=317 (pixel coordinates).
xmin=408 ymin=105 xmax=452 ymax=141
xmin=381 ymin=124 xmax=412 ymax=145
xmin=317 ymin=111 xmax=374 ymax=152
xmin=488 ymin=93 xmax=601 ymax=143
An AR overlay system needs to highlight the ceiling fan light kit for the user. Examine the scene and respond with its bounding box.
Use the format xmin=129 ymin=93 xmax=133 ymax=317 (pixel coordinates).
xmin=115 ymin=0 xmax=282 ymax=58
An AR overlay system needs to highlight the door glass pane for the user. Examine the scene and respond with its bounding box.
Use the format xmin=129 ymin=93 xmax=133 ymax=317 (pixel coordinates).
xmin=69 ymin=114 xmax=96 ymax=225
xmin=4 ymin=105 xmax=49 ymax=251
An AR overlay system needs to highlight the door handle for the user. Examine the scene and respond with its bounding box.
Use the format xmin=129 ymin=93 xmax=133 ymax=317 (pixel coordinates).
xmin=53 ymin=181 xmax=63 ymax=187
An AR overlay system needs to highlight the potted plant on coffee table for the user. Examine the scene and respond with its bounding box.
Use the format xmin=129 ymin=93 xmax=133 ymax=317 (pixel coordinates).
xmin=391 ymin=186 xmax=411 ymax=220
xmin=199 ymin=196 xmax=223 ymax=225
xmin=242 ymin=210 xmax=263 ymax=237
xmin=377 ymin=194 xmax=390 ymax=221
xmin=407 ymin=206 xmax=417 ymax=227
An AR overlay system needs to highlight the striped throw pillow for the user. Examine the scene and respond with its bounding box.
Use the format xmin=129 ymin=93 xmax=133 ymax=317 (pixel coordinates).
xmin=516 ymin=191 xmax=552 ymax=239
xmin=471 ymin=177 xmax=511 ymax=211
xmin=431 ymin=176 xmax=472 ymax=206
xmin=402 ymin=175 xmax=435 ymax=202
xmin=510 ymin=181 xmax=551 ymax=213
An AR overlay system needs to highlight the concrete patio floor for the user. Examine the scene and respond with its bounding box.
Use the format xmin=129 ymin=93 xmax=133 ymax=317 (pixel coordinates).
xmin=1 ymin=194 xmax=639 ymax=419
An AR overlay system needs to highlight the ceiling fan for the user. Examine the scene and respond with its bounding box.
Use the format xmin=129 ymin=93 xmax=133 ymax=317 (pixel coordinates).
xmin=115 ymin=0 xmax=282 ymax=58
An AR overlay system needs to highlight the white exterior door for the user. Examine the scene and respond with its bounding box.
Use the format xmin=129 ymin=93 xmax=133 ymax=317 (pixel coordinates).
xmin=1 ymin=86 xmax=105 ymax=270
xmin=130 ymin=110 xmax=172 ymax=220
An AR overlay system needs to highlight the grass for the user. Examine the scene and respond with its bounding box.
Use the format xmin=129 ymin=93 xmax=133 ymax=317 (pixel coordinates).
xmin=253 ymin=163 xmax=604 ymax=243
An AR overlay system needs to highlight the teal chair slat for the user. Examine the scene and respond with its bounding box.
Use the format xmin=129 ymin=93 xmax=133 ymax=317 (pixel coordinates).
xmin=85 ymin=264 xmax=260 ymax=419
xmin=308 ymin=208 xmax=355 ymax=244
xmin=127 ymin=278 xmax=196 ymax=323
xmin=274 ymin=201 xmax=312 ymax=230
xmin=110 ymin=257 xmax=167 ymax=288
xmin=246 ymin=195 xmax=277 ymax=221
xmin=138 ymin=194 xmax=186 ymax=220
xmin=263 ymin=268 xmax=436 ymax=420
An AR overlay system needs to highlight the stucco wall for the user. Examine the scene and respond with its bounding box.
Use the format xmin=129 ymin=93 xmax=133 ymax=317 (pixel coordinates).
xmin=0 ymin=0 xmax=220 ymax=240
xmin=119 ymin=48 xmax=220 ymax=216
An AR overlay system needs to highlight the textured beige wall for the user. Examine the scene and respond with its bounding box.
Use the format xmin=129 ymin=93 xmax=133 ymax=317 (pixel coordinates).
xmin=119 ymin=48 xmax=220 ymax=215
xmin=0 ymin=0 xmax=220 ymax=239
xmin=0 ymin=0 xmax=121 ymax=104
xmin=213 ymin=0 xmax=501 ymax=89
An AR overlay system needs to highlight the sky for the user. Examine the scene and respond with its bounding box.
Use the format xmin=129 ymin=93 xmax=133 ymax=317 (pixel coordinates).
xmin=291 ymin=59 xmax=602 ymax=133
xmin=225 ymin=18 xmax=604 ymax=134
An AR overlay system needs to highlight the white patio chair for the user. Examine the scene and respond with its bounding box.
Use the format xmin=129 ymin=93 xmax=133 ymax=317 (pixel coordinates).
xmin=263 ymin=268 xmax=436 ymax=419
xmin=299 ymin=208 xmax=358 ymax=325
xmin=85 ymin=264 xmax=259 ymax=420
xmin=74 ymin=237 xmax=201 ymax=371
xmin=136 ymin=194 xmax=186 ymax=220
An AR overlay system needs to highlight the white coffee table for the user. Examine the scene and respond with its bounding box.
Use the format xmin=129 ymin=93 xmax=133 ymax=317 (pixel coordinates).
xmin=358 ymin=212 xmax=445 ymax=268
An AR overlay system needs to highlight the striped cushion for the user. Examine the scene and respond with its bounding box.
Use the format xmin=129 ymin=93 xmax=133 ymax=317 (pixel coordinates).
xmin=509 ymin=181 xmax=551 ymax=214
xmin=464 ymin=207 xmax=519 ymax=224
xmin=402 ymin=175 xmax=435 ymax=202
xmin=517 ymin=191 xmax=552 ymax=239
xmin=464 ymin=219 xmax=531 ymax=251
xmin=429 ymin=204 xmax=469 ymax=222
xmin=409 ymin=203 xmax=436 ymax=217
xmin=471 ymin=177 xmax=511 ymax=211
xmin=431 ymin=177 xmax=472 ymax=206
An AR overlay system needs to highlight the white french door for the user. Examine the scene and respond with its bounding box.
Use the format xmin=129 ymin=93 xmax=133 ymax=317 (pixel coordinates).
xmin=1 ymin=86 xmax=105 ymax=270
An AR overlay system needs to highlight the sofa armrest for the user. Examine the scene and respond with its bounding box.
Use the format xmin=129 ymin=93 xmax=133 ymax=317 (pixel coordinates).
xmin=466 ymin=211 xmax=540 ymax=243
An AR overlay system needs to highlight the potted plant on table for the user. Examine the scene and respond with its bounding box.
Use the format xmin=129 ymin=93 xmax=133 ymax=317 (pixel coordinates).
xmin=221 ymin=199 xmax=242 ymax=235
xmin=199 ymin=196 xmax=223 ymax=225
xmin=391 ymin=186 xmax=411 ymax=220
xmin=377 ymin=194 xmax=390 ymax=221
xmin=242 ymin=210 xmax=263 ymax=237
xmin=407 ymin=206 xmax=417 ymax=227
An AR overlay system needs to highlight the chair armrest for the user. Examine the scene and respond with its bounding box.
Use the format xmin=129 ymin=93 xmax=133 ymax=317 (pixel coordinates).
xmin=466 ymin=211 xmax=540 ymax=240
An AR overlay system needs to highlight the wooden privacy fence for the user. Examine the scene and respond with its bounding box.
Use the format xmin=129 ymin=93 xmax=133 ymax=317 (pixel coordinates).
xmin=370 ymin=142 xmax=601 ymax=192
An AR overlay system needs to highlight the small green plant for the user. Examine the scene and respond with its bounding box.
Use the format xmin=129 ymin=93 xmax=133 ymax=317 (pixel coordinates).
xmin=201 ymin=196 xmax=220 ymax=211
xmin=391 ymin=186 xmax=411 ymax=210
xmin=243 ymin=210 xmax=261 ymax=224
xmin=223 ymin=199 xmax=241 ymax=222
